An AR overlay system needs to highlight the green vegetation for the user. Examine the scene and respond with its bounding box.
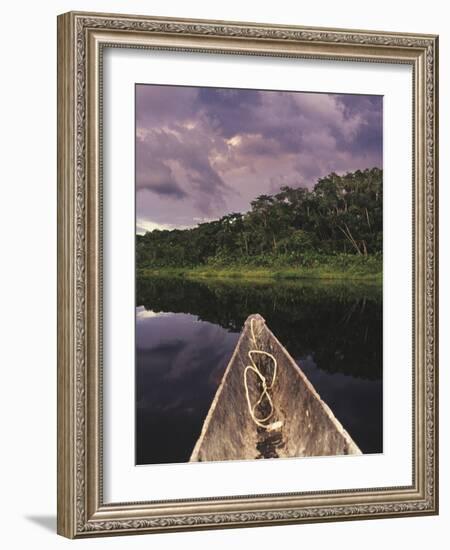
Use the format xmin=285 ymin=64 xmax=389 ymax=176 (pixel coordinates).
xmin=137 ymin=168 xmax=382 ymax=280
xmin=138 ymin=252 xmax=381 ymax=282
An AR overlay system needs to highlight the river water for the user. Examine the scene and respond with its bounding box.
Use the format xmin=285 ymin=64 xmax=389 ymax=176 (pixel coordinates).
xmin=136 ymin=276 xmax=382 ymax=465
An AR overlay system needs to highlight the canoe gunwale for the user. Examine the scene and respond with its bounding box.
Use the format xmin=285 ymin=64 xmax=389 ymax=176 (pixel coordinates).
xmin=190 ymin=314 xmax=361 ymax=462
xmin=189 ymin=315 xmax=256 ymax=462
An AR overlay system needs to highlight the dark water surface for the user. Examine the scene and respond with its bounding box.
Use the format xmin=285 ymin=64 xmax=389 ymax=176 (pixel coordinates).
xmin=136 ymin=276 xmax=382 ymax=465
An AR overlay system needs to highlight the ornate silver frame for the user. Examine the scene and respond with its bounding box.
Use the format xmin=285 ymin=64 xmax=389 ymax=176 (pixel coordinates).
xmin=57 ymin=11 xmax=439 ymax=538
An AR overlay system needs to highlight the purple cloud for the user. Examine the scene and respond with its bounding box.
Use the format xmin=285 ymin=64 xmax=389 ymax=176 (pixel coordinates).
xmin=136 ymin=84 xmax=382 ymax=231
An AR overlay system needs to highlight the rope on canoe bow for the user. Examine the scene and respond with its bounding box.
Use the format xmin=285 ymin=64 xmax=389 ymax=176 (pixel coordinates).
xmin=243 ymin=318 xmax=281 ymax=430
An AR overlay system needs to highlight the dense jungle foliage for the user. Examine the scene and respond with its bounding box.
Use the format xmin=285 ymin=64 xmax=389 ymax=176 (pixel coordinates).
xmin=136 ymin=168 xmax=382 ymax=273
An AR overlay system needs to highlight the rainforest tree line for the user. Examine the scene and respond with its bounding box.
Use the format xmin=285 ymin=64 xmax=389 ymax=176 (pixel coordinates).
xmin=136 ymin=168 xmax=382 ymax=269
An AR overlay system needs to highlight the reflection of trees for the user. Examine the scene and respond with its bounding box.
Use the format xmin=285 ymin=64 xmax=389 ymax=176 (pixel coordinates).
xmin=137 ymin=277 xmax=382 ymax=381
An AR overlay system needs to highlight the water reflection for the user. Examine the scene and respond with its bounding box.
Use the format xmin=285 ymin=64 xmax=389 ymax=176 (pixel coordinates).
xmin=136 ymin=311 xmax=239 ymax=465
xmin=136 ymin=276 xmax=382 ymax=464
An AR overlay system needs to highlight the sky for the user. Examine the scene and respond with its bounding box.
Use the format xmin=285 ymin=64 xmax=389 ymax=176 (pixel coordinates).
xmin=136 ymin=84 xmax=382 ymax=233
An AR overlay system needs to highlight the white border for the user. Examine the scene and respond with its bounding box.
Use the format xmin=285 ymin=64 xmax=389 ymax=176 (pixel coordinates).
xmin=103 ymin=48 xmax=412 ymax=503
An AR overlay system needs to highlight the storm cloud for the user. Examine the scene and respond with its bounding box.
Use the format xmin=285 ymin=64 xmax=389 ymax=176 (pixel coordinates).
xmin=136 ymin=84 xmax=382 ymax=231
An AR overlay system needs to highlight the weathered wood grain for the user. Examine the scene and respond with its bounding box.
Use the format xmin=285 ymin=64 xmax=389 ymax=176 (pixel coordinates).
xmin=190 ymin=314 xmax=361 ymax=462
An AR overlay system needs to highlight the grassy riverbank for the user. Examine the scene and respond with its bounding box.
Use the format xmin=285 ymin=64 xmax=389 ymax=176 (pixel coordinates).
xmin=137 ymin=169 xmax=383 ymax=283
xmin=137 ymin=253 xmax=382 ymax=282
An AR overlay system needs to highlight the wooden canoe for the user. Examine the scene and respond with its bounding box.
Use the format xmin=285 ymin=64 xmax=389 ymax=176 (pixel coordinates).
xmin=190 ymin=314 xmax=361 ymax=462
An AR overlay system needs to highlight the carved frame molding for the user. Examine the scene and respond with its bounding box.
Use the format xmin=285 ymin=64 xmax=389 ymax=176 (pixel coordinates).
xmin=57 ymin=11 xmax=438 ymax=538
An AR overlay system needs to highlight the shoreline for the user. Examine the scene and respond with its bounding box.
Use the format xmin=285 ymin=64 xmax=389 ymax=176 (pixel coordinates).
xmin=137 ymin=266 xmax=382 ymax=283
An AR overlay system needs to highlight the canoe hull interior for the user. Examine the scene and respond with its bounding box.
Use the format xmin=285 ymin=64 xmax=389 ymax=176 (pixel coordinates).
xmin=190 ymin=314 xmax=361 ymax=463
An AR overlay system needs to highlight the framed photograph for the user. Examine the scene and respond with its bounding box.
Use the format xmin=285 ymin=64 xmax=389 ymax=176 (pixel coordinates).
xmin=57 ymin=11 xmax=439 ymax=538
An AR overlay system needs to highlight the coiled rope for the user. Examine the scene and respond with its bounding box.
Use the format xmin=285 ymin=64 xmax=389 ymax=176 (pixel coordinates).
xmin=243 ymin=318 xmax=281 ymax=430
